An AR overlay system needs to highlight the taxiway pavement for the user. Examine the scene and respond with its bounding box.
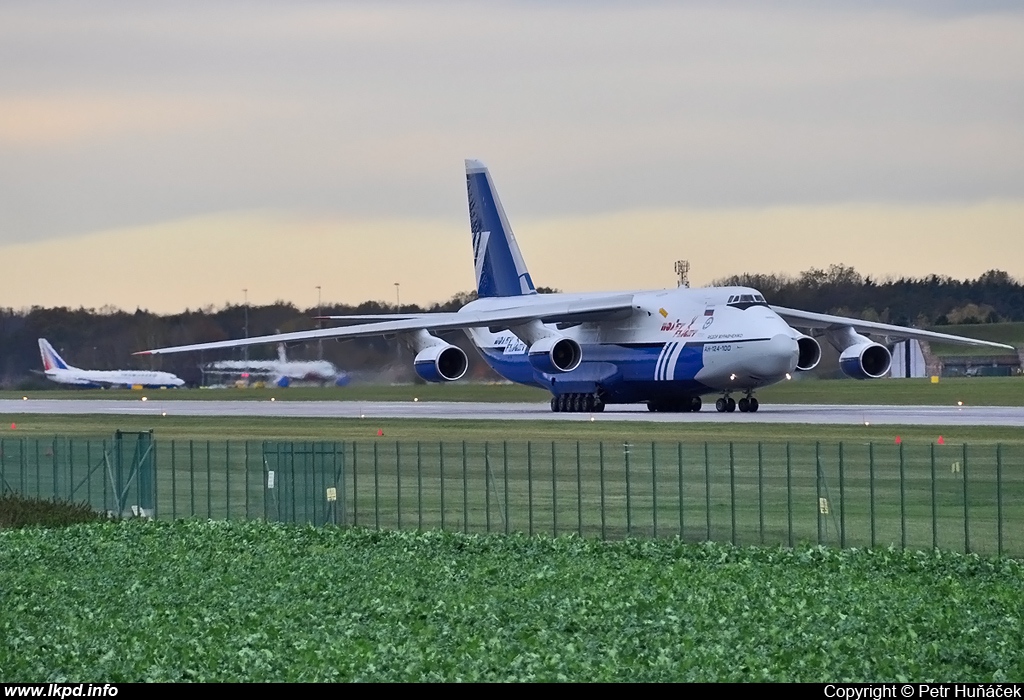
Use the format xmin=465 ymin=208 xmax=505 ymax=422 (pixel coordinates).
xmin=1 ymin=399 xmax=1022 ymax=426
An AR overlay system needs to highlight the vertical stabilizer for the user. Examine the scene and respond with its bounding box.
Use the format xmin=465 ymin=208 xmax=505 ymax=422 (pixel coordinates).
xmin=38 ymin=339 xmax=73 ymax=371
xmin=465 ymin=159 xmax=538 ymax=298
xmin=277 ymin=343 xmax=287 ymax=363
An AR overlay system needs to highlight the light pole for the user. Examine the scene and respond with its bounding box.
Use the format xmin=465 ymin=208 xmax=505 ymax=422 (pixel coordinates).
xmin=316 ymin=285 xmax=323 ymax=360
xmin=242 ymin=288 xmax=248 ymax=362
xmin=394 ymin=282 xmax=400 ymax=313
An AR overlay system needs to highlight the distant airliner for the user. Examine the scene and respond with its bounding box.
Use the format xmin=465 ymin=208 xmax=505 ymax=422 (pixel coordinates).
xmin=39 ymin=338 xmax=184 ymax=388
xmin=203 ymin=343 xmax=349 ymax=387
xmin=137 ymin=160 xmax=1013 ymax=413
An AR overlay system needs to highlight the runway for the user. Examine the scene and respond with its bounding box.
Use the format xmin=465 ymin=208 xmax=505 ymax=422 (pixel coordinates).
xmin=1 ymin=399 xmax=1022 ymax=426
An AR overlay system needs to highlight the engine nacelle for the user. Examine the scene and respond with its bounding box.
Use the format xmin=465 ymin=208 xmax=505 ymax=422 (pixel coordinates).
xmin=795 ymin=335 xmax=822 ymax=371
xmin=527 ymin=336 xmax=582 ymax=374
xmin=413 ymin=344 xmax=468 ymax=382
xmin=839 ymin=342 xmax=892 ymax=380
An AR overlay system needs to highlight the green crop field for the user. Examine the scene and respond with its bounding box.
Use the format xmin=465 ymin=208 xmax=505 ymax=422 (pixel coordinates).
xmin=1 ymin=522 xmax=1021 ymax=682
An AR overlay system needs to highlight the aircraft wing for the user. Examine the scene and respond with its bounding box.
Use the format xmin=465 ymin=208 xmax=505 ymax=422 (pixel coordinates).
xmin=772 ymin=306 xmax=1016 ymax=350
xmin=136 ymin=294 xmax=636 ymax=356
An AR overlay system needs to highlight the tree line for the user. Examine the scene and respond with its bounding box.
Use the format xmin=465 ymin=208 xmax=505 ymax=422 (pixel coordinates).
xmin=2 ymin=268 xmax=1021 ymax=387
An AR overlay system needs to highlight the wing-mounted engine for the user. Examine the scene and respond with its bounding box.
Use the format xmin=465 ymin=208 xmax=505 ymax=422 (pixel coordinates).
xmin=825 ymin=326 xmax=892 ymax=380
xmin=794 ymin=334 xmax=822 ymax=371
xmin=508 ymin=319 xmax=582 ymax=374
xmin=527 ymin=335 xmax=582 ymax=374
xmin=407 ymin=330 xmax=468 ymax=382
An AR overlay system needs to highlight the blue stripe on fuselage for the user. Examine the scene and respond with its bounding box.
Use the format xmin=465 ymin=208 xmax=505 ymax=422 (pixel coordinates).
xmin=477 ymin=341 xmax=709 ymax=400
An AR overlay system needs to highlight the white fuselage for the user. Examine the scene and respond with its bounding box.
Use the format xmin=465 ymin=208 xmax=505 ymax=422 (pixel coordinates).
xmin=460 ymin=285 xmax=800 ymax=402
xmin=45 ymin=368 xmax=185 ymax=388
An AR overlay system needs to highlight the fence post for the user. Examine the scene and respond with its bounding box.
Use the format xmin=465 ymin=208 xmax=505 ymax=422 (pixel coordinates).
xmin=576 ymin=441 xmax=582 ymax=537
xmin=504 ymin=441 xmax=510 ymax=536
xmin=462 ymin=441 xmax=468 ymax=534
xmin=729 ymin=442 xmax=736 ymax=546
xmin=758 ymin=442 xmax=764 ymax=546
xmin=899 ymin=441 xmax=906 ymax=550
xmin=599 ymin=442 xmax=606 ymax=540
xmin=374 ymin=441 xmax=380 ymax=531
xmin=786 ymin=442 xmax=793 ymax=548
xmin=206 ymin=441 xmax=212 ymax=519
xmin=189 ymin=440 xmax=196 ymax=519
xmin=438 ymin=442 xmax=444 ymax=532
xmin=704 ymin=442 xmax=711 ymax=541
xmin=551 ymin=441 xmax=557 ymax=538
xmin=396 ymin=442 xmax=402 ymax=530
xmin=353 ymin=442 xmax=359 ymax=528
xmin=838 ymin=442 xmax=846 ymax=549
xmin=652 ymin=442 xmax=658 ymax=539
xmin=677 ymin=442 xmax=684 ymax=540
xmin=625 ymin=440 xmax=631 ymax=537
xmin=869 ymin=442 xmax=876 ymax=548
xmin=816 ymin=441 xmax=823 ymax=545
xmin=962 ymin=443 xmax=970 ymax=554
xmin=417 ymin=441 xmax=423 ymax=532
xmin=997 ymin=443 xmax=1003 ymax=557
xmin=485 ymin=442 xmax=491 ymax=534
xmin=225 ymin=441 xmax=231 ymax=520
xmin=930 ymin=442 xmax=937 ymax=551
xmin=527 ymin=441 xmax=533 ymax=536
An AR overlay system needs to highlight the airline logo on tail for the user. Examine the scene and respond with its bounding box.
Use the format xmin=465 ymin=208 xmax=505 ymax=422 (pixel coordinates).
xmin=466 ymin=159 xmax=537 ymax=298
xmin=38 ymin=339 xmax=71 ymax=371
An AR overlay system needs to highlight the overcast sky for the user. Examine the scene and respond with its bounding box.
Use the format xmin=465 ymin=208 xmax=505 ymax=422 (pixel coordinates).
xmin=1 ymin=1 xmax=1022 ymax=312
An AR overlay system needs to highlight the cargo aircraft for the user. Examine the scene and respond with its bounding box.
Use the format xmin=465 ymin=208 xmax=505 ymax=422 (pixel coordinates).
xmin=38 ymin=338 xmax=184 ymax=388
xmin=203 ymin=342 xmax=349 ymax=387
xmin=136 ymin=160 xmax=1013 ymax=413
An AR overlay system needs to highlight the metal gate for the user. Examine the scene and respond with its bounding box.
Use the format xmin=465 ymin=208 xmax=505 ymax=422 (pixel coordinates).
xmin=263 ymin=441 xmax=346 ymax=525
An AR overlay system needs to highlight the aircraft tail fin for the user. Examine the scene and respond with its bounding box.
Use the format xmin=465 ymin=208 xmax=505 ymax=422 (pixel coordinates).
xmin=38 ymin=339 xmax=74 ymax=371
xmin=465 ymin=159 xmax=538 ymax=298
xmin=277 ymin=343 xmax=287 ymax=362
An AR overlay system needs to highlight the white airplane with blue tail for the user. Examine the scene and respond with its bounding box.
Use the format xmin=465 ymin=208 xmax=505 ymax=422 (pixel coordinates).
xmin=39 ymin=338 xmax=184 ymax=389
xmin=136 ymin=160 xmax=1013 ymax=413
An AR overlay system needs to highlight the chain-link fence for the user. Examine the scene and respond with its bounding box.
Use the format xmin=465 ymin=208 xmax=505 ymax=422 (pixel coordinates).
xmin=2 ymin=433 xmax=1021 ymax=556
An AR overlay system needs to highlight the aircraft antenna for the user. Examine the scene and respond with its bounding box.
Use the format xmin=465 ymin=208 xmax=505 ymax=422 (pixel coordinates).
xmin=674 ymin=260 xmax=690 ymax=288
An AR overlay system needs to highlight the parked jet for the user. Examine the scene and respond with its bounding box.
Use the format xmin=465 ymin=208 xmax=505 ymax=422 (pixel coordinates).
xmin=203 ymin=343 xmax=349 ymax=387
xmin=39 ymin=338 xmax=184 ymax=388
xmin=136 ymin=160 xmax=1013 ymax=413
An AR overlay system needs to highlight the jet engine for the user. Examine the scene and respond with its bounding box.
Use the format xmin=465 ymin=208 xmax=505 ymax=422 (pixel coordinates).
xmin=795 ymin=334 xmax=822 ymax=371
xmin=413 ymin=344 xmax=469 ymax=382
xmin=527 ymin=336 xmax=583 ymax=374
xmin=838 ymin=342 xmax=892 ymax=380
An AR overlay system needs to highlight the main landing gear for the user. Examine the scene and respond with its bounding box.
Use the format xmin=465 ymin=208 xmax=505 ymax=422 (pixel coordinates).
xmin=550 ymin=392 xmax=605 ymax=413
xmin=715 ymin=392 xmax=759 ymax=413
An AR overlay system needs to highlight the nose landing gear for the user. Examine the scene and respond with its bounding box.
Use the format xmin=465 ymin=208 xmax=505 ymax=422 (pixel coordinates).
xmin=716 ymin=391 xmax=759 ymax=413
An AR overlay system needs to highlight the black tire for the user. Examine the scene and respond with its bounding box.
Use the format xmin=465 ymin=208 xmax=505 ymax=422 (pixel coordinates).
xmin=738 ymin=397 xmax=750 ymax=413
xmin=749 ymin=398 xmax=759 ymax=412
xmin=551 ymin=396 xmax=559 ymax=412
xmin=726 ymin=397 xmax=736 ymax=412
xmin=715 ymin=398 xmax=727 ymax=413
xmin=690 ymin=396 xmax=702 ymax=412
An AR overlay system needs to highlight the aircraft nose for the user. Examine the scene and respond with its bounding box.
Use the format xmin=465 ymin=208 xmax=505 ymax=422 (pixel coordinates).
xmin=749 ymin=333 xmax=799 ymax=378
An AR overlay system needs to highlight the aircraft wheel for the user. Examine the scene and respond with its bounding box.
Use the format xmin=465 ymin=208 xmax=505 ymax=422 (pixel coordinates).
xmin=715 ymin=398 xmax=728 ymax=413
xmin=738 ymin=397 xmax=750 ymax=413
xmin=584 ymin=394 xmax=595 ymax=412
xmin=551 ymin=397 xmax=559 ymax=413
xmin=726 ymin=397 xmax=736 ymax=412
xmin=749 ymin=398 xmax=759 ymax=412
xmin=690 ymin=396 xmax=702 ymax=412
xmin=595 ymin=399 xmax=605 ymax=412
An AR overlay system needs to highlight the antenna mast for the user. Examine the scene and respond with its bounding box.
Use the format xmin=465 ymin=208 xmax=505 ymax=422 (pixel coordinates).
xmin=674 ymin=260 xmax=690 ymax=288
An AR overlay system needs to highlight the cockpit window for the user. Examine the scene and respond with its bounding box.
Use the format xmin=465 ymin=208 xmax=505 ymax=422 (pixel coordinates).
xmin=726 ymin=293 xmax=769 ymax=310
